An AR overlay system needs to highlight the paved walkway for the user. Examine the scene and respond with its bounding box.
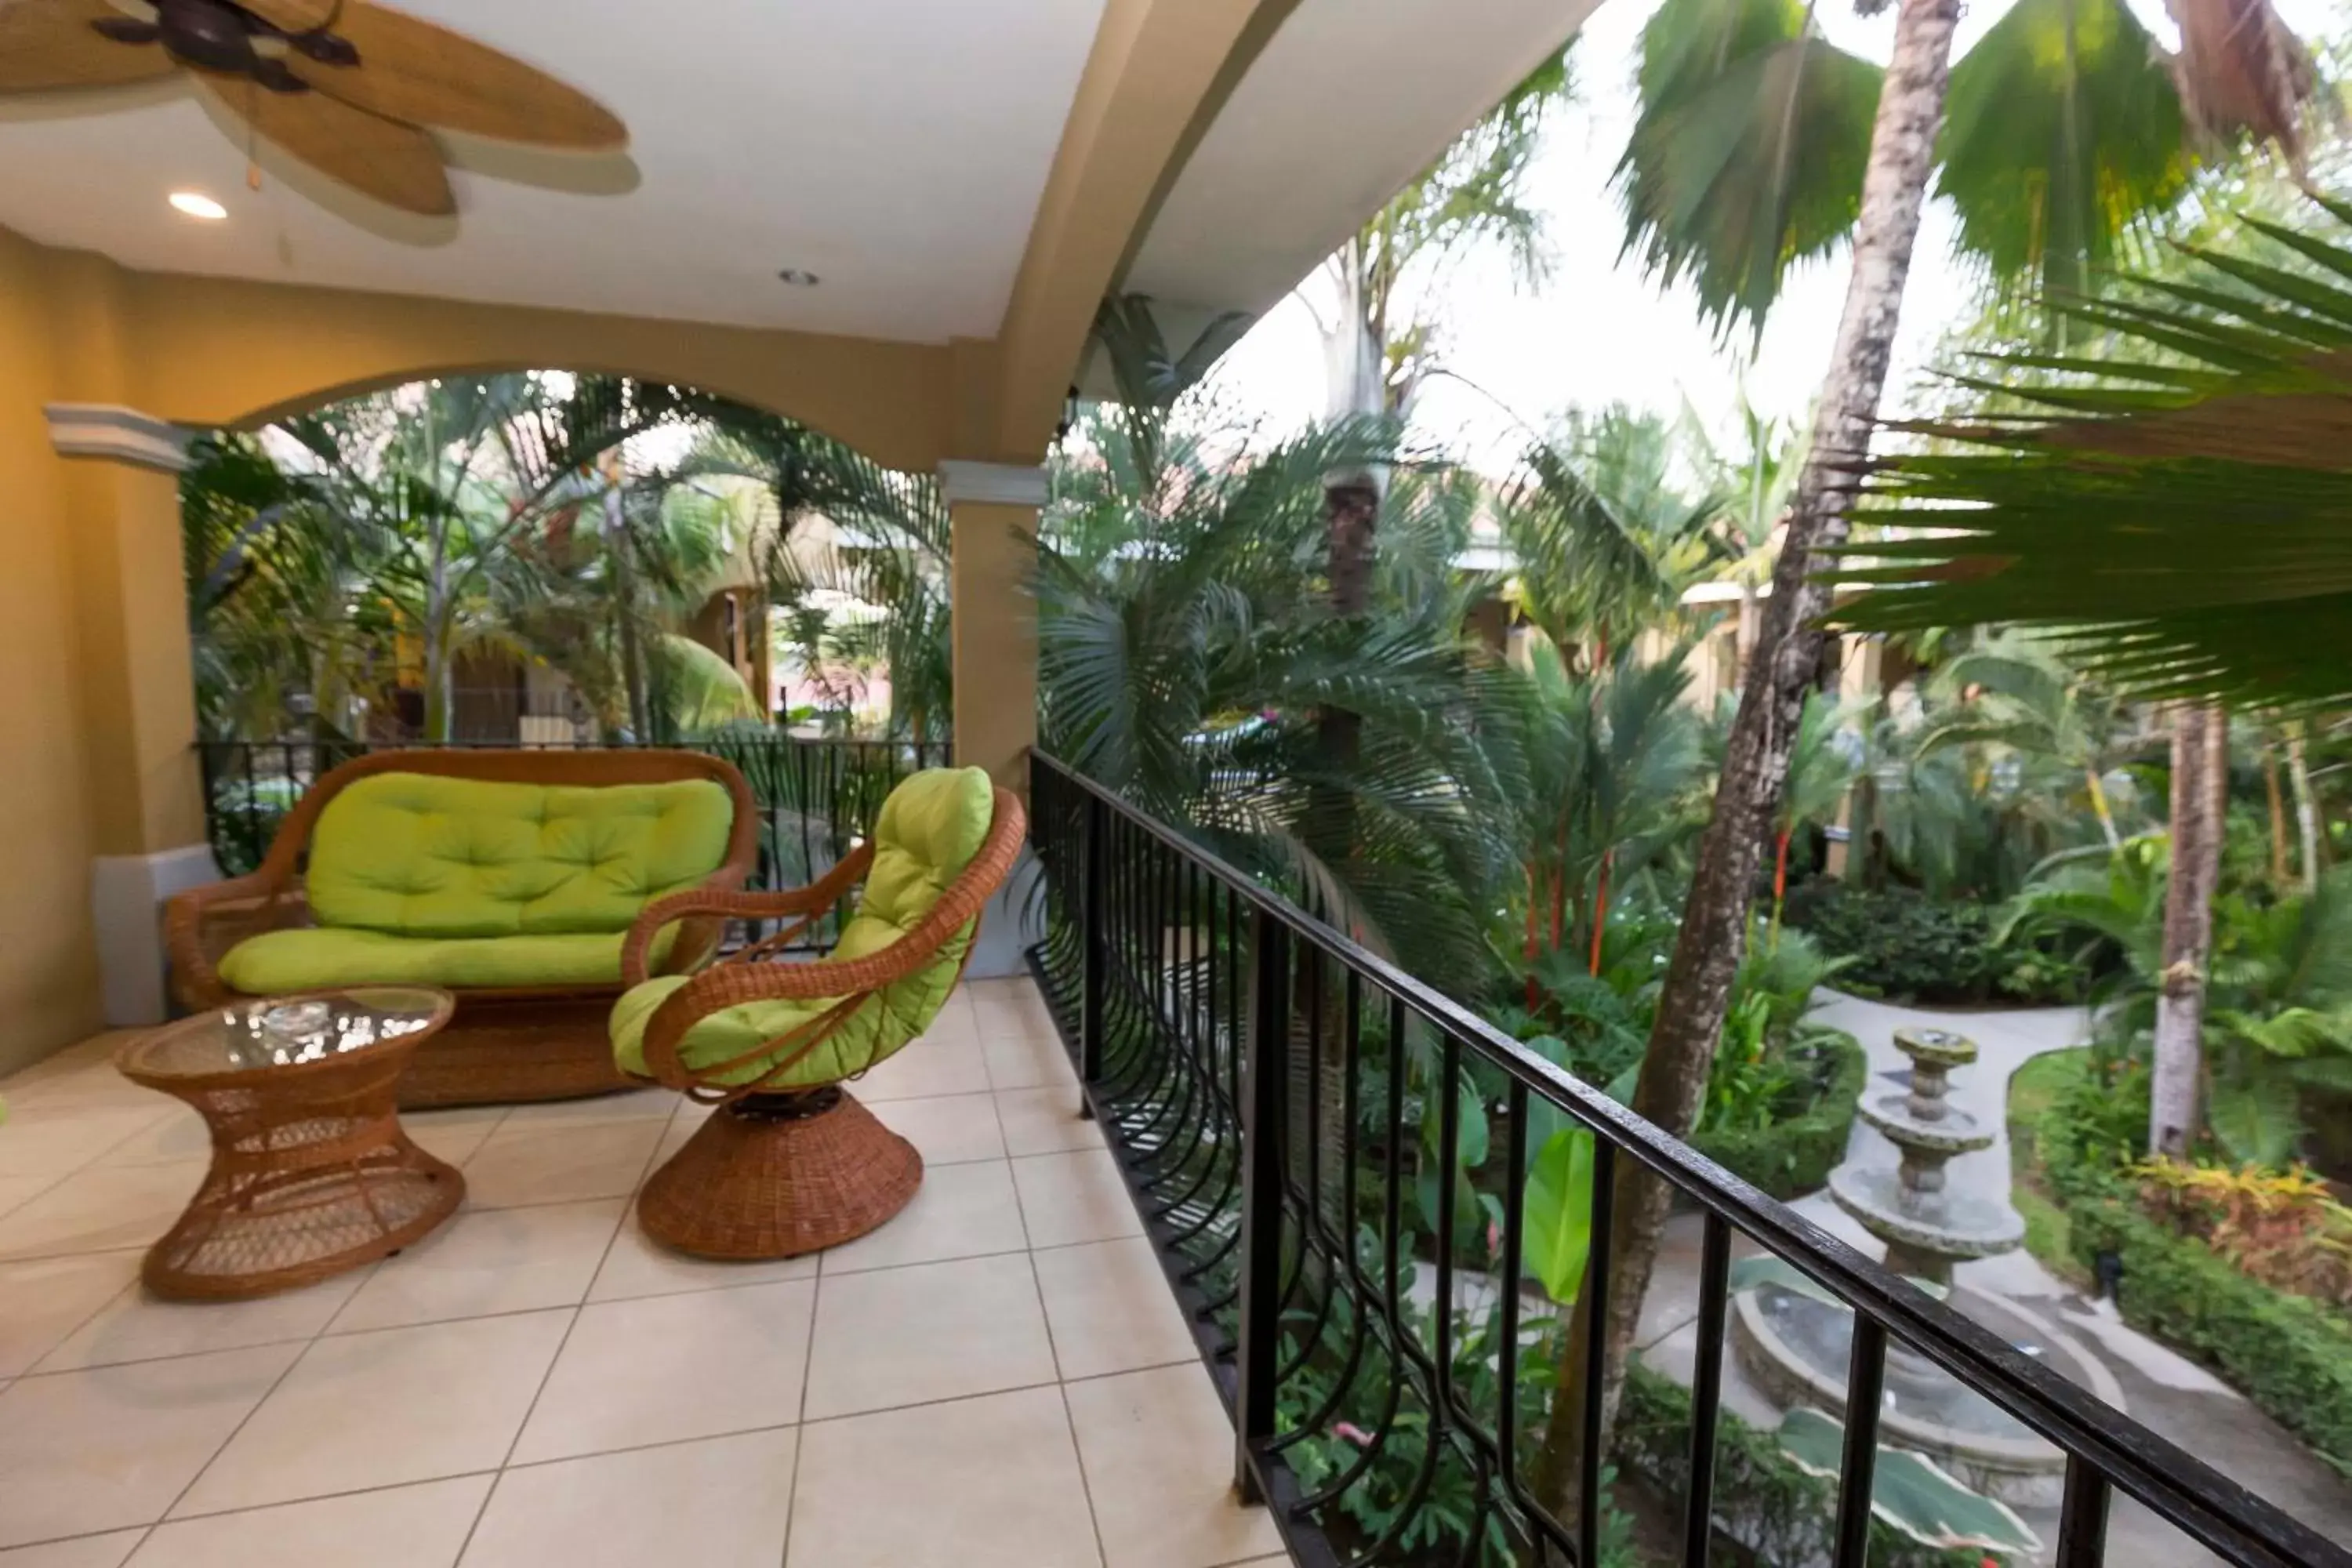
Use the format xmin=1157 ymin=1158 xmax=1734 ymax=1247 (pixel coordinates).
xmin=1640 ymin=990 xmax=2352 ymax=1566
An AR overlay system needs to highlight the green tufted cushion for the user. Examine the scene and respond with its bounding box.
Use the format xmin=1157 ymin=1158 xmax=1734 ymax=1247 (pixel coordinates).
xmin=611 ymin=766 xmax=994 ymax=1088
xmin=306 ymin=773 xmax=734 ymax=938
xmin=218 ymin=926 xmax=675 ymax=994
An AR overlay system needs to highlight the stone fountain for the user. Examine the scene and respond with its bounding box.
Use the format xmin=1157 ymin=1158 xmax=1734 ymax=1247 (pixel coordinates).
xmin=1732 ymin=1026 xmax=2112 ymax=1505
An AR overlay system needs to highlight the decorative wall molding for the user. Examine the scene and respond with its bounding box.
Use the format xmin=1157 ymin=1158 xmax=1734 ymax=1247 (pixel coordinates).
xmin=937 ymin=459 xmax=1048 ymax=508
xmin=45 ymin=403 xmax=193 ymax=473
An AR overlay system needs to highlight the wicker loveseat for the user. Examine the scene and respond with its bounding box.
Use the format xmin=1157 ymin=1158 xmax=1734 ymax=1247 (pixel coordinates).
xmin=166 ymin=749 xmax=759 ymax=1108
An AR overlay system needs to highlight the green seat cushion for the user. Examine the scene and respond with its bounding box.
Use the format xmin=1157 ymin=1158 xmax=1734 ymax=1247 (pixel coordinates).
xmin=610 ymin=767 xmax=994 ymax=1089
xmin=219 ymin=926 xmax=672 ymax=994
xmin=307 ymin=773 xmax=734 ymax=938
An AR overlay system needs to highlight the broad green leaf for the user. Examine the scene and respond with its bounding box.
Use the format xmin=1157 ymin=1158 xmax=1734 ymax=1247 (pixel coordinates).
xmin=1938 ymin=0 xmax=2190 ymax=309
xmin=1616 ymin=0 xmax=1878 ymax=339
xmin=2207 ymin=1076 xmax=2307 ymax=1167
xmin=1523 ymin=1127 xmax=1597 ymax=1304
xmin=1776 ymin=1408 xmax=2043 ymax=1554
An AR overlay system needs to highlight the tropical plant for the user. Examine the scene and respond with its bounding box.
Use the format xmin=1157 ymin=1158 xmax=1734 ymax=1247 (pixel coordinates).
xmin=689 ymin=408 xmax=956 ymax=741
xmin=1037 ymin=371 xmax=1526 ymax=985
xmin=1576 ymin=0 xmax=2321 ymax=1495
xmin=1499 ymin=405 xmax=1723 ymax=669
xmin=1917 ymin=633 xmax=2144 ymax=848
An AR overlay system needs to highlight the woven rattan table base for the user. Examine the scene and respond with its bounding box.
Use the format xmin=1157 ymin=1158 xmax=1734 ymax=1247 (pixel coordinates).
xmin=637 ymin=1090 xmax=921 ymax=1260
xmin=121 ymin=1007 xmax=465 ymax=1301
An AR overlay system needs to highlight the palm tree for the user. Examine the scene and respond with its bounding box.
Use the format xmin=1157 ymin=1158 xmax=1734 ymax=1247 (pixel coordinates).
xmin=1839 ymin=197 xmax=2352 ymax=1163
xmin=1542 ymin=0 xmax=2321 ymax=1494
xmin=1501 ymin=406 xmax=1723 ymax=672
xmin=1916 ymin=633 xmax=2142 ymax=848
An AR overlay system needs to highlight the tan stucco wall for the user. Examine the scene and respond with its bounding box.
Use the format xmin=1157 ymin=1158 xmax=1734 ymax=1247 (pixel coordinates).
xmin=0 ymin=229 xmax=105 ymax=1070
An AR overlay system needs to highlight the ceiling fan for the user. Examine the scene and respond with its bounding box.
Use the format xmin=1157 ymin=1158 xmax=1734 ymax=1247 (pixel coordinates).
xmin=0 ymin=0 xmax=628 ymax=217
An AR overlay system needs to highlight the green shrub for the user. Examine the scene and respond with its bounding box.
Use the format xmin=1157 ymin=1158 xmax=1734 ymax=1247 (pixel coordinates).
xmin=2014 ymin=1051 xmax=2352 ymax=1471
xmin=1614 ymin=1361 xmax=1980 ymax=1568
xmin=1693 ymin=1029 xmax=1867 ymax=1200
xmin=1784 ymin=882 xmax=2075 ymax=1005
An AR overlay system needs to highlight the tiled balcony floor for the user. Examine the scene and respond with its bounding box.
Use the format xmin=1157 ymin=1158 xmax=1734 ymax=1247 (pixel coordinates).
xmin=0 ymin=977 xmax=1285 ymax=1568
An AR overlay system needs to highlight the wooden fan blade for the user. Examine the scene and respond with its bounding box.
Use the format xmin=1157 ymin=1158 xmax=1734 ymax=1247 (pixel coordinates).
xmin=194 ymin=72 xmax=453 ymax=215
xmin=245 ymin=0 xmax=625 ymax=150
xmin=0 ymin=0 xmax=176 ymax=92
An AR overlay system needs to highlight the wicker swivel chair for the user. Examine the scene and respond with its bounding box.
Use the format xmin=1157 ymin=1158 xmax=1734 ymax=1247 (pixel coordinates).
xmin=610 ymin=767 xmax=1025 ymax=1259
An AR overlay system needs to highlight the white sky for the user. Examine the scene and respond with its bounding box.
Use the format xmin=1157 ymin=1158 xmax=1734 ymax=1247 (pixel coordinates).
xmin=1207 ymin=0 xmax=2342 ymax=470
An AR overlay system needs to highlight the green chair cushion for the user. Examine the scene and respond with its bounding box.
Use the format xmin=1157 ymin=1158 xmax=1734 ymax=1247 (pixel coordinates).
xmin=219 ymin=926 xmax=673 ymax=995
xmin=306 ymin=773 xmax=734 ymax=938
xmin=610 ymin=766 xmax=993 ymax=1089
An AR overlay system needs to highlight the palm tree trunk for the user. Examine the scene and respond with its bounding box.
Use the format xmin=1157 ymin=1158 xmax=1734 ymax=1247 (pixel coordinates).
xmin=2264 ymin=746 xmax=2292 ymax=887
xmin=2288 ymin=724 xmax=2321 ymax=894
xmin=2153 ymin=702 xmax=2226 ymax=1160
xmin=1533 ymin=0 xmax=1962 ymax=1510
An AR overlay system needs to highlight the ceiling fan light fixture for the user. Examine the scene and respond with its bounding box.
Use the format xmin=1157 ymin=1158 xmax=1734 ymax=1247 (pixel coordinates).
xmin=777 ymin=267 xmax=821 ymax=287
xmin=168 ymin=191 xmax=229 ymax=220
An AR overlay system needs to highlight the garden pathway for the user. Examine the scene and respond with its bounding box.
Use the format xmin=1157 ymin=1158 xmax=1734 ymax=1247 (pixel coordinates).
xmin=1636 ymin=989 xmax=2352 ymax=1567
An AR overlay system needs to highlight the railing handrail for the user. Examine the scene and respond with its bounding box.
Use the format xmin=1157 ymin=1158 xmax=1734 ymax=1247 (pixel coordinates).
xmin=1027 ymin=746 xmax=2350 ymax=1568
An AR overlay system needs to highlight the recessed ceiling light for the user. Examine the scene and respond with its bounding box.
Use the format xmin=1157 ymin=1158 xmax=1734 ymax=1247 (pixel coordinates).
xmin=777 ymin=267 xmax=821 ymax=287
xmin=169 ymin=191 xmax=228 ymax=221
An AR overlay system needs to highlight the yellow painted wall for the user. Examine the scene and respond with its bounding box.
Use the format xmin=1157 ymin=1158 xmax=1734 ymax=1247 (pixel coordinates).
xmin=0 ymin=229 xmax=103 ymax=1071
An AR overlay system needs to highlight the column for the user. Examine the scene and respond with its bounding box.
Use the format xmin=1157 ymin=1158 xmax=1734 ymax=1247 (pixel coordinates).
xmin=47 ymin=403 xmax=219 ymax=1025
xmin=938 ymin=460 xmax=1044 ymax=794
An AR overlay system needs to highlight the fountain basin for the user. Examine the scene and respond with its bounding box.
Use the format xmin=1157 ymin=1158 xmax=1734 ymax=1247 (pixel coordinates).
xmin=1731 ymin=1283 xmax=2103 ymax=1506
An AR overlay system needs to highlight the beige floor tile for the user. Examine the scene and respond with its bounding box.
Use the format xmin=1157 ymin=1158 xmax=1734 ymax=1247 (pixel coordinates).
xmin=994 ymin=1087 xmax=1105 ymax=1157
xmin=174 ymin=1310 xmax=570 ymax=1517
xmin=510 ymin=1277 xmax=814 ymax=1463
xmin=0 ymin=1107 xmax=172 ymax=1178
xmin=1033 ymin=1238 xmax=1196 ymax=1381
xmin=2 ymin=1070 xmax=163 ymax=1116
xmin=970 ymin=982 xmax=1058 ymax=1038
xmin=41 ymin=1272 xmax=366 ymax=1373
xmin=1065 ymin=1364 xmax=1282 ymax=1568
xmin=329 ymin=1200 xmax=624 ymax=1334
xmin=125 ymin=1475 xmax=491 ymax=1568
xmin=0 ymin=1251 xmax=143 ymax=1377
xmin=587 ymin=1218 xmax=815 ymax=1303
xmin=0 ymin=1343 xmax=302 ymax=1548
xmin=0 ymin=1174 xmax=61 ymax=1223
xmin=981 ymin=1028 xmax=1078 ymax=1092
xmin=912 ymin=992 xmax=982 ymax=1051
xmin=457 ymin=1120 xmax=662 ymax=1210
xmin=84 ymin=1111 xmax=210 ymax=1171
xmin=871 ymin=1091 xmax=1006 ymax=1165
xmin=851 ymin=1037 xmax=990 ymax=1102
xmin=801 ymin=1252 xmax=1056 ymax=1420
xmin=0 ymin=1531 xmax=145 ymax=1568
xmin=463 ymin=1428 xmax=795 ymax=1568
xmin=815 ymin=1158 xmax=1028 ymax=1276
xmin=1012 ymin=1149 xmax=1142 ymax=1249
xmin=494 ymin=1089 xmax=674 ymax=1127
xmin=787 ymin=1385 xmax=1098 ymax=1568
xmin=0 ymin=1164 xmax=205 ymax=1261
xmin=404 ymin=1122 xmax=498 ymax=1167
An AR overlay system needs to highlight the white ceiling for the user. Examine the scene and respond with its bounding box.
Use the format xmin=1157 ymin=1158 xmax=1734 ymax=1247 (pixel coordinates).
xmin=1123 ymin=0 xmax=1601 ymax=322
xmin=0 ymin=0 xmax=1108 ymax=343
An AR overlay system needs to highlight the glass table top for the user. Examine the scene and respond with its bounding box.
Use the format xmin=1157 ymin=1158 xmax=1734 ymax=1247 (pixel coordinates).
xmin=132 ymin=987 xmax=450 ymax=1076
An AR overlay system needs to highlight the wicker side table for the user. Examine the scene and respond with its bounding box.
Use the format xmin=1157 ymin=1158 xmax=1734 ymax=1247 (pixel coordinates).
xmin=117 ymin=986 xmax=465 ymax=1300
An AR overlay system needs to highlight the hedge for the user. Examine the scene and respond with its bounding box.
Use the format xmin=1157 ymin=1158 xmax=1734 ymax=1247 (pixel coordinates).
xmin=1692 ymin=1029 xmax=1867 ymax=1200
xmin=1784 ymin=882 xmax=2075 ymax=1006
xmin=1615 ymin=1360 xmax=1980 ymax=1568
xmin=2014 ymin=1051 xmax=2352 ymax=1472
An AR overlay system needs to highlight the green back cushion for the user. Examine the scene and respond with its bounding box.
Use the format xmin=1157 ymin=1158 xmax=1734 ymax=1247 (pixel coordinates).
xmin=611 ymin=766 xmax=995 ymax=1088
xmin=307 ymin=773 xmax=734 ymax=938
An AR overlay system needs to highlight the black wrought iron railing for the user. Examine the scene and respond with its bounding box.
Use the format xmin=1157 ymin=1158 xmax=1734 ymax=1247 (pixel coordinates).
xmin=197 ymin=734 xmax=952 ymax=952
xmin=1022 ymin=750 xmax=2347 ymax=1568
